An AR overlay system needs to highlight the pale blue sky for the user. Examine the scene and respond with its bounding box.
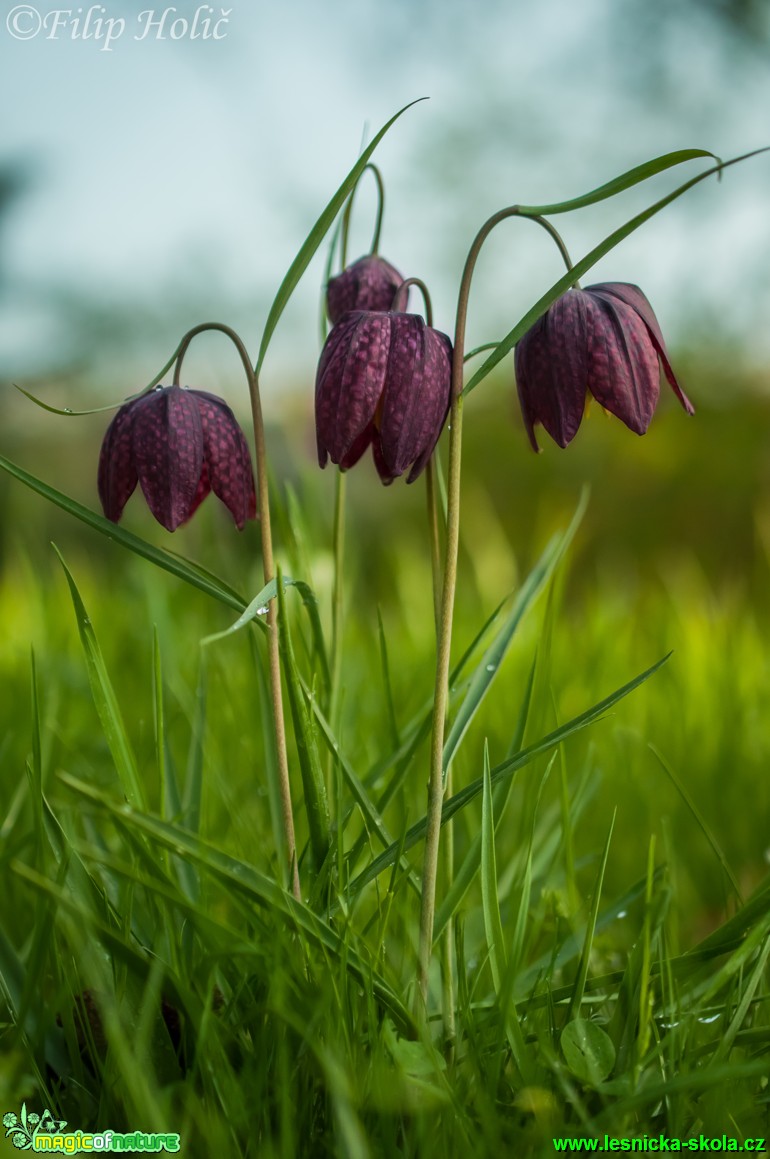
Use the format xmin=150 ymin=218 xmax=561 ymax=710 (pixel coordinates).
xmin=1 ymin=0 xmax=769 ymax=394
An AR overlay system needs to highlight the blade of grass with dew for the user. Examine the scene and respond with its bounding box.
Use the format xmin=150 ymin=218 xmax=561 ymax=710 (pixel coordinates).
xmin=56 ymin=771 xmax=413 ymax=1032
xmin=202 ymin=575 xmax=331 ymax=697
xmin=55 ymin=547 xmax=146 ymax=811
xmin=464 ymin=148 xmax=769 ymax=396
xmin=255 ymin=98 xmax=426 ymax=373
xmin=443 ymin=490 xmax=587 ymax=775
xmin=567 ymin=810 xmax=616 ymax=1023
xmin=437 ymin=566 xmax=562 ymax=934
xmin=276 ymin=565 xmax=330 ymax=876
xmin=360 ymin=594 xmax=508 ymax=809
xmin=344 ymin=656 xmax=669 ymax=908
xmin=710 ymin=930 xmax=770 ymax=1064
xmin=0 ymin=452 xmax=247 ymax=611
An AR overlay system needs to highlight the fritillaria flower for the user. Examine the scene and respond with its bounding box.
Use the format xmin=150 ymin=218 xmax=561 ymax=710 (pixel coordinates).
xmin=98 ymin=385 xmax=256 ymax=531
xmin=315 ymin=309 xmax=453 ymax=484
xmin=514 ymin=282 xmax=694 ymax=450
xmin=326 ymin=254 xmax=404 ymax=323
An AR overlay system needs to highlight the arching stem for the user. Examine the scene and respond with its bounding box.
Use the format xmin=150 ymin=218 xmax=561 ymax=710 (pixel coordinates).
xmin=175 ymin=321 xmax=300 ymax=901
xmin=416 ymin=207 xmax=575 ymax=1013
xmin=339 ymin=163 xmax=386 ymax=267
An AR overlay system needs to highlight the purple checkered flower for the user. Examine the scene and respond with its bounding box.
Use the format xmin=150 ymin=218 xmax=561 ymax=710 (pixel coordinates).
xmin=315 ymin=310 xmax=452 ymax=484
xmin=515 ymin=282 xmax=694 ymax=450
xmin=98 ymin=385 xmax=256 ymax=531
xmin=326 ymin=255 xmax=404 ymax=324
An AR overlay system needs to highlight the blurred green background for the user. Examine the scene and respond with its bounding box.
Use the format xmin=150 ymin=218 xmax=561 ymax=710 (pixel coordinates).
xmin=2 ymin=0 xmax=770 ymax=945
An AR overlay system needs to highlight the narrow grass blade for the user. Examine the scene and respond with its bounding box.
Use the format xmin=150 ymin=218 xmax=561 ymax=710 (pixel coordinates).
xmin=305 ymin=690 xmax=421 ymax=900
xmin=480 ymin=744 xmax=532 ymax=1079
xmin=57 ymin=772 xmax=412 ymax=1031
xmin=377 ymin=608 xmax=400 ymax=751
xmin=650 ymin=744 xmax=742 ymax=903
xmin=443 ymin=491 xmax=587 ymax=773
xmin=0 ymin=452 xmax=246 ymax=610
xmin=433 ymin=654 xmax=537 ymax=938
xmin=463 ymin=148 xmax=769 ymax=396
xmin=55 ymin=548 xmax=146 ymax=810
xmin=202 ymin=576 xmax=330 ymax=696
xmin=182 ymin=656 xmax=206 ymax=835
xmin=255 ymin=98 xmax=426 ymax=373
xmin=346 ymin=657 xmax=668 ymax=905
xmin=481 ymin=744 xmax=506 ymax=991
xmin=276 ymin=566 xmax=330 ymax=874
xmin=567 ymin=810 xmax=616 ymax=1022
xmin=688 ymin=874 xmax=770 ymax=961
xmin=710 ymin=933 xmax=770 ymax=1064
xmin=514 ymin=149 xmax=718 ymax=216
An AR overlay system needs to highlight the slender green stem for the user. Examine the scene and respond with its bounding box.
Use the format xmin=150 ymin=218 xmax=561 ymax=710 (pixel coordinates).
xmin=329 ymin=469 xmax=347 ymax=739
xmin=425 ymin=461 xmax=442 ymax=639
xmin=174 ymin=322 xmax=300 ymax=900
xmin=339 ymin=163 xmax=386 ymax=266
xmin=426 ymin=450 xmax=455 ymax=1051
xmin=416 ymin=205 xmax=575 ymax=1013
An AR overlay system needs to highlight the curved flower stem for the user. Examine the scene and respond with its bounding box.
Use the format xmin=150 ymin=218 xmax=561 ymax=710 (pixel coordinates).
xmin=416 ymin=205 xmax=575 ymax=1014
xmin=339 ymin=163 xmax=386 ymax=266
xmin=393 ymin=277 xmax=433 ymax=324
xmin=174 ymin=321 xmax=300 ymax=901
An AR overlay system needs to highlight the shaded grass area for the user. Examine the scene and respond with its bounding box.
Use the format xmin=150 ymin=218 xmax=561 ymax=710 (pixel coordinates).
xmin=0 ymin=376 xmax=769 ymax=1153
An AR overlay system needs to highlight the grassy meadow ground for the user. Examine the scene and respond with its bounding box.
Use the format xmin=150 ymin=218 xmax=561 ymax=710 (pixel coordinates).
xmin=0 ymin=354 xmax=769 ymax=1155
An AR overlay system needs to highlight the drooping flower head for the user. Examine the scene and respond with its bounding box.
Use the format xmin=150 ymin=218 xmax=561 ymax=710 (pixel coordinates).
xmin=315 ymin=300 xmax=452 ymax=485
xmin=515 ymin=282 xmax=694 ymax=450
xmin=326 ymin=254 xmax=405 ymax=324
xmin=98 ymin=385 xmax=256 ymax=531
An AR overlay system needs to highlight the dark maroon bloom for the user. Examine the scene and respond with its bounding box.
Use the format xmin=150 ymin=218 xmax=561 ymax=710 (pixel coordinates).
xmin=326 ymin=255 xmax=404 ymax=324
xmin=515 ymin=282 xmax=694 ymax=451
xmin=316 ymin=311 xmax=452 ymax=484
xmin=98 ymin=385 xmax=256 ymax=531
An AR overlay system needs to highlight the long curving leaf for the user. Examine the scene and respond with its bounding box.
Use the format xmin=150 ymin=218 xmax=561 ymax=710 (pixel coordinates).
xmin=0 ymin=452 xmax=247 ymax=611
xmin=55 ymin=548 xmax=146 ymax=810
xmin=56 ymin=771 xmax=412 ymax=1031
xmin=276 ymin=566 xmax=330 ymax=874
xmin=513 ymin=149 xmax=718 ymax=216
xmin=343 ymin=655 xmax=670 ymax=906
xmin=203 ymin=575 xmax=331 ymax=698
xmin=442 ymin=490 xmax=587 ymax=775
xmin=463 ymin=148 xmax=769 ymax=396
xmin=255 ymin=98 xmax=426 ymax=373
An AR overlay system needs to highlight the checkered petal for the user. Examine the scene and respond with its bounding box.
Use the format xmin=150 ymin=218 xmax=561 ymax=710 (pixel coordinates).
xmin=326 ymin=255 xmax=404 ymax=324
xmin=97 ymin=400 xmax=139 ymax=522
xmin=377 ymin=316 xmax=452 ymax=482
xmin=315 ymin=312 xmax=390 ymax=467
xmin=132 ymin=387 xmax=205 ymax=531
xmin=193 ymin=391 xmax=257 ymax=529
xmin=515 ymin=291 xmax=591 ymax=450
